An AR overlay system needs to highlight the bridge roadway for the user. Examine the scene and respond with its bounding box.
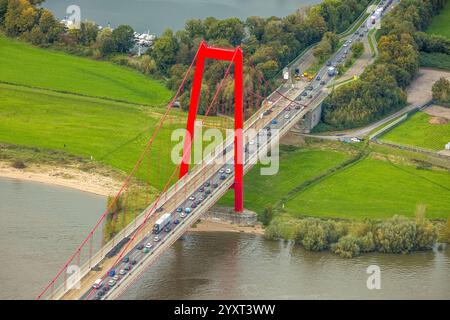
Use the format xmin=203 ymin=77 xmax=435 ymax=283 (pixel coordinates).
xmin=58 ymin=83 xmax=324 ymax=300
xmin=48 ymin=3 xmax=390 ymax=299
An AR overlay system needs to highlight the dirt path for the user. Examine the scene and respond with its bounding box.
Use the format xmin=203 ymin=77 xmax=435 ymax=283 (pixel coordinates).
xmin=407 ymin=68 xmax=450 ymax=105
xmin=424 ymin=105 xmax=450 ymax=120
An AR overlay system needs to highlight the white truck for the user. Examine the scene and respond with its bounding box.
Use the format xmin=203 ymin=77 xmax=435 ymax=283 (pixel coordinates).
xmin=153 ymin=213 xmax=172 ymax=234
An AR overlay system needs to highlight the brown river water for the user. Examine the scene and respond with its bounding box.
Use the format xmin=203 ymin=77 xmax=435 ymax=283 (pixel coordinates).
xmin=0 ymin=177 xmax=449 ymax=300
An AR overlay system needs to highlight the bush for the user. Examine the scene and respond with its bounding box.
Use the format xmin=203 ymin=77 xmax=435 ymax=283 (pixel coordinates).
xmin=415 ymin=220 xmax=438 ymax=250
xmin=11 ymin=160 xmax=26 ymax=169
xmin=260 ymin=206 xmax=274 ymax=226
xmin=264 ymin=217 xmax=301 ymax=241
xmin=296 ymin=218 xmax=346 ymax=251
xmin=375 ymin=216 xmax=416 ymax=254
xmin=332 ymin=235 xmax=361 ymax=258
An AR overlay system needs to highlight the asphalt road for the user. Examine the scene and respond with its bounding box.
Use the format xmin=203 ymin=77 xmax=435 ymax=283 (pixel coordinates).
xmin=76 ymin=1 xmax=397 ymax=301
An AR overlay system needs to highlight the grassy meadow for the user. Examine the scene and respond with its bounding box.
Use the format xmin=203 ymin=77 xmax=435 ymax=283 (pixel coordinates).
xmin=380 ymin=112 xmax=450 ymax=151
xmin=0 ymin=35 xmax=171 ymax=105
xmin=0 ymin=83 xmax=225 ymax=190
xmin=218 ymin=145 xmax=352 ymax=213
xmin=426 ymin=0 xmax=450 ymax=38
xmin=284 ymin=156 xmax=450 ymax=220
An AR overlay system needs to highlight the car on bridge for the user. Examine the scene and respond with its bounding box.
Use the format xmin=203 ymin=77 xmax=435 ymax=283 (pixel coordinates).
xmin=92 ymin=279 xmax=103 ymax=289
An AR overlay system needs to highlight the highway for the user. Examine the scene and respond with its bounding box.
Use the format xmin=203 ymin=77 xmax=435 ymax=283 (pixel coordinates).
xmin=45 ymin=0 xmax=397 ymax=301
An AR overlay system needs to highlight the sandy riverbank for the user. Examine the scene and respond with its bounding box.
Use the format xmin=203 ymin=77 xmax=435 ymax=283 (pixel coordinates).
xmin=189 ymin=219 xmax=265 ymax=236
xmin=0 ymin=162 xmax=121 ymax=197
xmin=0 ymin=161 xmax=265 ymax=235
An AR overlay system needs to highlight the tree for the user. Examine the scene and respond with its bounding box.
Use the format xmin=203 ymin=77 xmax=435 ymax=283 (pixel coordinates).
xmin=0 ymin=0 xmax=7 ymax=25
xmin=314 ymin=32 xmax=339 ymax=62
xmin=432 ymin=77 xmax=450 ymax=105
xmin=111 ymin=24 xmax=134 ymax=53
xmin=350 ymin=41 xmax=364 ymax=58
xmin=4 ymin=0 xmax=38 ymax=36
xmin=94 ymin=27 xmax=115 ymax=57
xmin=26 ymin=8 xmax=62 ymax=45
xmin=78 ymin=21 xmax=99 ymax=46
xmin=151 ymin=28 xmax=179 ymax=75
xmin=257 ymin=60 xmax=279 ymax=80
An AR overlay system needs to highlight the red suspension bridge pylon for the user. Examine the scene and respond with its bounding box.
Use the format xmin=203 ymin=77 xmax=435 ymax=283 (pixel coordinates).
xmin=179 ymin=41 xmax=244 ymax=212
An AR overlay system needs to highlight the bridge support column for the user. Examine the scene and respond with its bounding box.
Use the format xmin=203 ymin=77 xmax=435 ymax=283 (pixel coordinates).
xmin=179 ymin=41 xmax=244 ymax=213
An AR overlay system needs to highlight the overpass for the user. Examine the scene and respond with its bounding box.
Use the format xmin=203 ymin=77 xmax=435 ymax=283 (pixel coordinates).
xmin=37 ymin=0 xmax=395 ymax=300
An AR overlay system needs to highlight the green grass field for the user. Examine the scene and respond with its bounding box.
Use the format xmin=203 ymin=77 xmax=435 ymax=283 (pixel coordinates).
xmin=285 ymin=157 xmax=450 ymax=220
xmin=380 ymin=112 xmax=450 ymax=151
xmin=0 ymin=83 xmax=221 ymax=190
xmin=426 ymin=1 xmax=450 ymax=38
xmin=217 ymin=145 xmax=352 ymax=213
xmin=0 ymin=35 xmax=171 ymax=106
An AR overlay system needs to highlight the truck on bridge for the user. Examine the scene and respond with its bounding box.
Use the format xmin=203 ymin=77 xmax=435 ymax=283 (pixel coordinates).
xmin=153 ymin=213 xmax=172 ymax=234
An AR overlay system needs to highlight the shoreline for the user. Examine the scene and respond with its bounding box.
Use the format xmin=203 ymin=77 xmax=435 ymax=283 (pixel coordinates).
xmin=189 ymin=219 xmax=265 ymax=236
xmin=0 ymin=162 xmax=121 ymax=197
xmin=0 ymin=161 xmax=265 ymax=236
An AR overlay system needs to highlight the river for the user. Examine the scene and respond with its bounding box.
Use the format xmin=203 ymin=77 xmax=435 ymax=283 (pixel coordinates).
xmin=43 ymin=0 xmax=321 ymax=35
xmin=0 ymin=177 xmax=449 ymax=300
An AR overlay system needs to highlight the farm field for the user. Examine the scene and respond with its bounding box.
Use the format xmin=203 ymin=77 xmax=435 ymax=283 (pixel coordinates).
xmin=284 ymin=157 xmax=450 ymax=220
xmin=218 ymin=145 xmax=352 ymax=213
xmin=0 ymin=35 xmax=171 ymax=106
xmin=380 ymin=112 xmax=450 ymax=151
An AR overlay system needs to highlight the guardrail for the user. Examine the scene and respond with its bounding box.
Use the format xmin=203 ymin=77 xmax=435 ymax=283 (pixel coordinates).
xmin=105 ymin=90 xmax=327 ymax=299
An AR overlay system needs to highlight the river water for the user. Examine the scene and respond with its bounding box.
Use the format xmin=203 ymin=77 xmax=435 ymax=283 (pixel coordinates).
xmin=43 ymin=0 xmax=321 ymax=35
xmin=0 ymin=177 xmax=449 ymax=300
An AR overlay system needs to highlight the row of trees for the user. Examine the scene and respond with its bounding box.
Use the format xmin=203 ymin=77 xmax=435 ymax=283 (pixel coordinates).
xmin=0 ymin=0 xmax=136 ymax=54
xmin=149 ymin=0 xmax=371 ymax=116
xmin=1 ymin=0 xmax=373 ymax=117
xmin=322 ymin=0 xmax=447 ymax=129
xmin=266 ymin=215 xmax=439 ymax=258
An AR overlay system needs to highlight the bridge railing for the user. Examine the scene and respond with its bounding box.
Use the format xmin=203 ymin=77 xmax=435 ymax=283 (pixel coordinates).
xmin=46 ymin=70 xmax=320 ymax=300
xmin=105 ymin=87 xmax=326 ymax=299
